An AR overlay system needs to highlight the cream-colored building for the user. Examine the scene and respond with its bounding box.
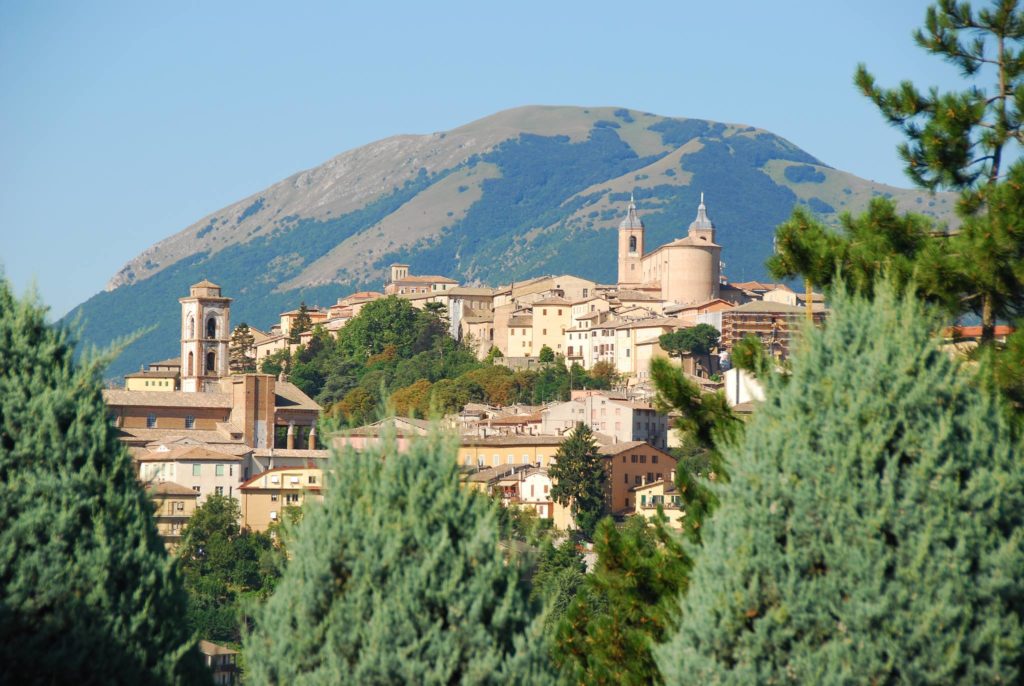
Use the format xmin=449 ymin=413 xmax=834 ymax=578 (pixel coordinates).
xmin=613 ymin=317 xmax=680 ymax=379
xmin=540 ymin=391 xmax=670 ymax=449
xmin=617 ymin=194 xmax=722 ymax=307
xmin=458 ymin=435 xmax=566 ymax=470
xmin=530 ymin=296 xmax=574 ymax=357
xmin=384 ymin=263 xmax=459 ymax=295
xmin=125 ymin=369 xmax=178 ymax=392
xmin=180 ymin=280 xmax=231 ymax=392
xmin=601 ymin=441 xmax=677 ymax=514
xmin=239 ymin=466 xmax=324 ymax=532
xmin=631 ymin=479 xmax=685 ymax=529
xmin=137 ymin=444 xmax=243 ymax=503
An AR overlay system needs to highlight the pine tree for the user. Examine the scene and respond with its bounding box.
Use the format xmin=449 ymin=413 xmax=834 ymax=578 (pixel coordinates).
xmin=548 ymin=423 xmax=608 ymax=539
xmin=553 ymin=515 xmax=690 ymax=686
xmin=657 ymin=282 xmax=1024 ymax=684
xmin=855 ymin=0 xmax=1024 ymax=342
xmin=244 ymin=426 xmax=556 ymax=684
xmin=228 ymin=322 xmax=256 ymax=373
xmin=0 ymin=279 xmax=209 ymax=685
xmin=289 ymin=302 xmax=313 ymax=343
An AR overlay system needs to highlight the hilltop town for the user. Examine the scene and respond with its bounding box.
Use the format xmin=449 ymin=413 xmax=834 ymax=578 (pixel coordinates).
xmin=106 ymin=195 xmax=826 ymax=547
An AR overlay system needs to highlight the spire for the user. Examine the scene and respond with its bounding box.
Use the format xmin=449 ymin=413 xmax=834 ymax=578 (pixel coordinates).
xmin=689 ymin=191 xmax=715 ymax=234
xmin=619 ymin=193 xmax=644 ymax=231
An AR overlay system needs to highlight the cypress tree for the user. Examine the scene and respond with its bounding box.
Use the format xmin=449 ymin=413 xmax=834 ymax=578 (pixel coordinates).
xmin=0 ymin=279 xmax=209 ymax=685
xmin=658 ymin=282 xmax=1024 ymax=684
xmin=244 ymin=426 xmax=556 ymax=684
xmin=549 ymin=423 xmax=607 ymax=539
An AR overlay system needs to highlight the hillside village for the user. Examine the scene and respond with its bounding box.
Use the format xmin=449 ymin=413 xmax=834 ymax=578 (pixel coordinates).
xmin=106 ymin=195 xmax=831 ymax=549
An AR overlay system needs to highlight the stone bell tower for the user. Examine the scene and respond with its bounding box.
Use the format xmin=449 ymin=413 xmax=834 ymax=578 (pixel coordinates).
xmin=617 ymin=193 xmax=645 ymax=286
xmin=180 ymin=280 xmax=232 ymax=393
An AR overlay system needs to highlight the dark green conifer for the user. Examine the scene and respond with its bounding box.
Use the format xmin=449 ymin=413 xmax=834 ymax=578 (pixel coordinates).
xmin=244 ymin=427 xmax=555 ymax=684
xmin=548 ymin=423 xmax=607 ymax=539
xmin=0 ymin=279 xmax=208 ymax=685
xmin=658 ymin=282 xmax=1024 ymax=684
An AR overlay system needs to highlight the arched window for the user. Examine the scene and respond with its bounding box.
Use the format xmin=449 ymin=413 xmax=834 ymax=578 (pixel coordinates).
xmin=187 ymin=352 xmax=194 ymax=376
xmin=628 ymin=235 xmax=637 ymax=252
xmin=206 ymin=317 xmax=217 ymax=339
xmin=187 ymin=316 xmax=195 ymax=339
xmin=206 ymin=351 xmax=215 ymax=373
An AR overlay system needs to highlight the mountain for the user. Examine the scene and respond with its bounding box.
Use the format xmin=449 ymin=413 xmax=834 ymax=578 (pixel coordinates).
xmin=67 ymin=105 xmax=957 ymax=378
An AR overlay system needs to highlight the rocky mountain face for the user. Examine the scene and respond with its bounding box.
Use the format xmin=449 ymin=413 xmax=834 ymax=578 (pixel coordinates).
xmin=69 ymin=105 xmax=956 ymax=378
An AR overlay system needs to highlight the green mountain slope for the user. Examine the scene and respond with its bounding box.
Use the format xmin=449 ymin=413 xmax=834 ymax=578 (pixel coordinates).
xmin=66 ymin=106 xmax=956 ymax=378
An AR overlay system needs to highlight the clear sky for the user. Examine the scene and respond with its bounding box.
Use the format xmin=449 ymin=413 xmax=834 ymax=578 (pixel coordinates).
xmin=1 ymin=0 xmax=968 ymax=317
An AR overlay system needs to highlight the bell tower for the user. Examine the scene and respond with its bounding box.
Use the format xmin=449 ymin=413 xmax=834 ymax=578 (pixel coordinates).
xmin=180 ymin=279 xmax=232 ymax=393
xmin=617 ymin=194 xmax=644 ymax=286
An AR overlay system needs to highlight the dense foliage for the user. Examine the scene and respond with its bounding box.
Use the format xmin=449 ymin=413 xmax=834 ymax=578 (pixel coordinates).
xmin=658 ymin=283 xmax=1024 ymax=684
xmin=0 ymin=278 xmax=209 ymax=684
xmin=548 ymin=423 xmax=608 ymax=539
xmin=553 ymin=516 xmax=689 ymax=686
xmin=261 ymin=296 xmax=611 ymax=426
xmin=244 ymin=428 xmax=557 ymax=684
xmin=177 ymin=495 xmax=281 ymax=644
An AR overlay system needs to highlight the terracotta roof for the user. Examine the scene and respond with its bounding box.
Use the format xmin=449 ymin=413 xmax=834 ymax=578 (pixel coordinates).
xmin=274 ymin=382 xmax=321 ymax=412
xmin=251 ymin=448 xmax=330 ymax=459
xmin=463 ymin=314 xmax=494 ymax=324
xmin=614 ymin=317 xmax=680 ymax=331
xmin=728 ymin=280 xmax=780 ymax=292
xmin=125 ymin=370 xmax=179 ymax=379
xmin=117 ymin=427 xmax=246 ymax=447
xmin=148 ymin=358 xmax=181 ymax=368
xmin=191 ymin=279 xmax=220 ymax=289
xmin=664 ymin=298 xmax=734 ymax=313
xmin=727 ymin=301 xmax=810 ymax=315
xmin=460 ymin=435 xmax=565 ymax=447
xmin=486 ymin=412 xmax=543 ymax=426
xmin=344 ymin=416 xmax=433 ymax=437
xmin=239 ymin=465 xmax=323 ymax=490
xmin=599 ymin=442 xmax=675 ymax=461
xmin=147 ymin=481 xmax=199 ymax=497
xmin=135 ymin=445 xmax=243 ymax=462
xmin=630 ymin=478 xmax=678 ymax=494
xmin=944 ymin=325 xmax=1015 ymax=339
xmin=508 ymin=315 xmax=533 ymax=327
xmin=199 ymin=640 xmax=238 ymax=657
xmin=447 ymin=287 xmax=496 ymax=297
xmin=614 ymin=290 xmax=663 ymax=302
xmin=104 ymin=389 xmax=233 ymax=408
xmin=532 ymin=296 xmax=572 ymax=306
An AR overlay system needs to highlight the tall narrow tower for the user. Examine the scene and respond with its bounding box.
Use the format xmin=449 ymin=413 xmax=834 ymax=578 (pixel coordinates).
xmin=617 ymin=194 xmax=645 ymax=286
xmin=180 ymin=280 xmax=232 ymax=393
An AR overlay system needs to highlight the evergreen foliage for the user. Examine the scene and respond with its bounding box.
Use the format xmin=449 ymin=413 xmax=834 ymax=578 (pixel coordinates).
xmin=548 ymin=423 xmax=608 ymax=539
xmin=854 ymin=0 xmax=1024 ymax=341
xmin=289 ymin=302 xmax=313 ymax=343
xmin=177 ymin=495 xmax=279 ymax=644
xmin=650 ymin=357 xmax=740 ymax=543
xmin=244 ymin=427 xmax=556 ymax=684
xmin=0 ymin=278 xmax=208 ymax=684
xmin=529 ymin=539 xmax=586 ymax=633
xmin=658 ymin=283 xmax=1024 ymax=684
xmin=228 ymin=322 xmax=256 ymax=373
xmin=658 ymin=324 xmax=720 ymax=376
xmin=553 ymin=516 xmax=689 ymax=686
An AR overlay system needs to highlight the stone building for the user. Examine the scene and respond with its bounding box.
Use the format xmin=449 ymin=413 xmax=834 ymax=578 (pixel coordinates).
xmin=180 ymin=280 xmax=232 ymax=392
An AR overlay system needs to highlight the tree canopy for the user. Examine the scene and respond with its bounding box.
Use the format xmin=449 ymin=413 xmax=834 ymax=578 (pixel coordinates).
xmin=548 ymin=423 xmax=608 ymax=539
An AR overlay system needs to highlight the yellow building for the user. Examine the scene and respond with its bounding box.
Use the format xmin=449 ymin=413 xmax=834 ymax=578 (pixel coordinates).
xmin=125 ymin=369 xmax=178 ymax=391
xmin=239 ymin=466 xmax=324 ymax=532
xmin=458 ymin=435 xmax=565 ymax=470
xmin=530 ymin=296 xmax=574 ymax=357
xmin=631 ymin=479 xmax=685 ymax=530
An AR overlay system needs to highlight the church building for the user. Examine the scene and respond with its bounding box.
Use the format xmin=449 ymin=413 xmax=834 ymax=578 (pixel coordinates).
xmin=617 ymin=193 xmax=722 ymax=305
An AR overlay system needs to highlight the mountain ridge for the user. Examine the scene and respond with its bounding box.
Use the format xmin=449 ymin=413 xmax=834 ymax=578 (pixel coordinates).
xmin=72 ymin=105 xmax=957 ymax=378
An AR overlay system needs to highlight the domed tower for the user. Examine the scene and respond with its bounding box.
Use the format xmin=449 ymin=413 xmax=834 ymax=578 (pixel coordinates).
xmin=617 ymin=194 xmax=645 ymax=286
xmin=180 ymin=280 xmax=232 ymax=393
xmin=688 ymin=192 xmax=716 ymax=243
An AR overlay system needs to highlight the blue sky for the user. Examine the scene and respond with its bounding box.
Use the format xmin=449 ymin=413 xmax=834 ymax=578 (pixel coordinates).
xmin=1 ymin=0 xmax=967 ymax=316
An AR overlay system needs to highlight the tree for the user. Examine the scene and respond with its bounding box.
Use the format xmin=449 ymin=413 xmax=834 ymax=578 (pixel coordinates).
xmin=338 ymin=295 xmax=421 ymax=358
xmin=659 ymin=325 xmax=720 ymax=377
xmin=333 ymin=386 xmax=378 ymax=427
xmin=538 ymin=344 xmax=555 ymax=365
xmin=529 ymin=538 xmax=586 ymax=633
xmin=553 ymin=516 xmax=689 ymax=686
xmin=657 ymin=282 xmax=1024 ymax=684
xmin=289 ymin=302 xmax=313 ymax=343
xmin=244 ymin=428 xmax=556 ymax=683
xmin=548 ymin=423 xmax=607 ymax=539
xmin=855 ymin=0 xmax=1024 ymax=342
xmin=228 ymin=322 xmax=257 ymax=374
xmin=390 ymin=378 xmax=434 ymax=417
xmin=0 ymin=279 xmax=209 ymax=684
xmin=588 ymin=360 xmax=619 ymax=389
xmin=177 ymin=495 xmax=277 ymax=644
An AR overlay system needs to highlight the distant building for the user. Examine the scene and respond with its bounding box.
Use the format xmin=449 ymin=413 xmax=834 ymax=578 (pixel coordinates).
xmin=720 ymin=300 xmax=827 ymax=359
xmin=540 ymin=391 xmax=670 ymax=449
xmin=631 ymin=479 xmax=685 ymax=529
xmin=384 ymin=263 xmax=459 ymax=295
xmin=180 ymin=280 xmax=232 ymax=393
xmin=599 ymin=441 xmax=677 ymax=514
xmin=239 ymin=466 xmax=323 ymax=532
xmin=146 ymin=481 xmax=199 ymax=549
xmin=199 ymin=640 xmax=239 ymax=685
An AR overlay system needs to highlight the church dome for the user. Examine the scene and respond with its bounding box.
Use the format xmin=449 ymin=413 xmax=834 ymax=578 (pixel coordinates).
xmin=688 ymin=192 xmax=715 ymax=233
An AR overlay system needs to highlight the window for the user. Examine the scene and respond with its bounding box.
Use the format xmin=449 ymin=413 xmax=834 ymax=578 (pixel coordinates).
xmin=647 ymin=472 xmax=653 ymax=483
xmin=206 ymin=351 xmax=215 ymax=373
xmin=631 ymin=454 xmax=637 ymax=464
xmin=640 ymin=455 xmax=647 ymax=464
xmin=557 ymin=309 xmax=562 ymax=316
xmin=583 ymin=288 xmax=589 ymax=298
xmin=187 ymin=316 xmax=195 ymax=339
xmin=192 ymin=486 xmax=201 ymax=493
xmin=308 ymin=475 xmax=317 ymax=484
xmin=175 ymin=501 xmax=184 ymax=512
xmin=147 ymin=413 xmax=157 ymax=428
xmin=206 ymin=317 xmax=217 ymax=339
xmin=187 ymin=351 xmax=194 ymax=376
xmin=628 ymin=235 xmax=637 ymax=252
xmin=192 ymin=464 xmax=201 ymax=476
xmin=624 ymin=474 xmax=629 ymax=484
xmin=185 ymin=415 xmax=195 ymax=429
xmin=215 ymin=486 xmax=224 ymax=496
xmin=635 ymin=475 xmax=642 ymax=485
xmin=542 ymin=309 xmax=547 ymax=315
xmin=271 ymin=494 xmax=278 ymax=502
xmin=229 ymin=465 xmax=234 ymax=476
xmin=652 ymin=455 xmax=659 ymax=464
xmin=270 ymin=511 xmax=278 ymax=520
xmin=215 ymin=464 xmax=224 ymax=476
